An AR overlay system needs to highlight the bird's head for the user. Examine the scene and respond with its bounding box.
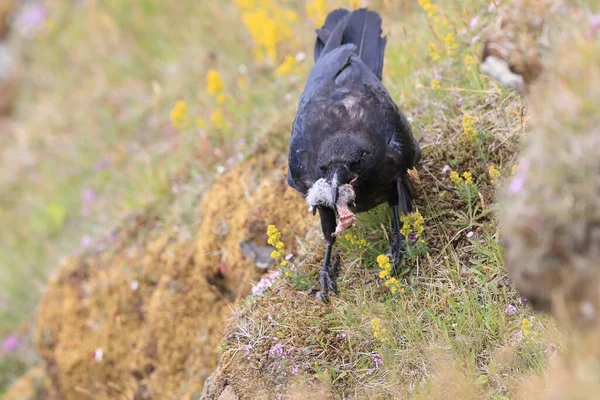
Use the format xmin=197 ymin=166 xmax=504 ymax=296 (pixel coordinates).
xmin=316 ymin=134 xmax=374 ymax=205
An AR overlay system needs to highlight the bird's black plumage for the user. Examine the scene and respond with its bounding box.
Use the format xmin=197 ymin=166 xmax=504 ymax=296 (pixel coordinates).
xmin=287 ymin=8 xmax=420 ymax=300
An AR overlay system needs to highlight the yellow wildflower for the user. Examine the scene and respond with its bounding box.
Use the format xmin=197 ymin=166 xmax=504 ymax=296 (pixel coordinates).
xmin=385 ymin=277 xmax=400 ymax=294
xmin=216 ymin=93 xmax=227 ymax=105
xmin=464 ymin=54 xmax=475 ymax=72
xmin=241 ymin=6 xmax=295 ymax=63
xmin=170 ymin=100 xmax=190 ymax=130
xmin=400 ymin=214 xmax=411 ymax=238
xmin=488 ymin=165 xmax=500 ymax=183
xmin=521 ymin=318 xmax=533 ymax=344
xmin=462 ymin=114 xmax=477 ymax=141
xmin=206 ymin=69 xmax=224 ymax=96
xmin=462 ymin=172 xmax=473 ymax=185
xmin=371 ymin=318 xmax=389 ymax=342
xmin=267 ymin=225 xmax=281 ymax=245
xmin=276 ymin=241 xmax=285 ymax=250
xmin=431 ymin=79 xmax=441 ymax=90
xmin=284 ymin=10 xmax=298 ymax=24
xmin=443 ymin=32 xmax=458 ymax=56
xmin=400 ymin=211 xmax=425 ymax=240
xmin=210 ymin=109 xmax=224 ymax=129
xmin=271 ymin=250 xmax=281 ymax=259
xmin=275 ymin=55 xmax=297 ymax=77
xmin=280 ymin=260 xmax=288 ymax=267
xmin=371 ymin=318 xmax=381 ymax=332
xmin=413 ymin=210 xmax=425 ymax=238
xmin=233 ymin=0 xmax=256 ymax=9
xmin=427 ymin=42 xmax=441 ymax=61
xmin=344 ymin=233 xmax=368 ymax=249
xmin=427 ymin=4 xmax=438 ymax=19
xmin=377 ymin=254 xmax=392 ymax=280
xmin=306 ymin=0 xmax=327 ymax=26
xmin=450 ymin=171 xmax=463 ymax=185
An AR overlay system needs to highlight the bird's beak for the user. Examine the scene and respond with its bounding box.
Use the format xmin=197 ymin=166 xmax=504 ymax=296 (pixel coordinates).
xmin=331 ymin=167 xmax=349 ymax=215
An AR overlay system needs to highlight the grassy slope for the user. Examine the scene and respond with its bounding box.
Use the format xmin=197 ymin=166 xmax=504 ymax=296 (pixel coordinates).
xmin=216 ymin=1 xmax=565 ymax=399
xmin=0 ymin=0 xmax=568 ymax=397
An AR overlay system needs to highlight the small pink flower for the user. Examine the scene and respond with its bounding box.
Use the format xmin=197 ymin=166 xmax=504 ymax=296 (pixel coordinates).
xmin=470 ymin=15 xmax=479 ymax=30
xmin=441 ymin=165 xmax=451 ymax=174
xmin=291 ymin=365 xmax=299 ymax=375
xmin=2 ymin=335 xmax=21 ymax=352
xmin=81 ymin=235 xmax=92 ymax=248
xmin=466 ymin=231 xmax=474 ymax=238
xmin=504 ymin=304 xmax=517 ymax=315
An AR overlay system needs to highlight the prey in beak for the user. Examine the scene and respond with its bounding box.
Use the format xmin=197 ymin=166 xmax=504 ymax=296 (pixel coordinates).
xmin=306 ymin=167 xmax=357 ymax=237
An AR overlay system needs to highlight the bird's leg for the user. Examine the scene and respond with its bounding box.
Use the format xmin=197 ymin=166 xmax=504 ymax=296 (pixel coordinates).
xmin=390 ymin=205 xmax=405 ymax=276
xmin=390 ymin=178 xmax=412 ymax=276
xmin=316 ymin=207 xmax=338 ymax=301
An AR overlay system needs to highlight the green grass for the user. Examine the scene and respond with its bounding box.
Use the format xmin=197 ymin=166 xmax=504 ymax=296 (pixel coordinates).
xmin=0 ymin=0 xmax=578 ymax=397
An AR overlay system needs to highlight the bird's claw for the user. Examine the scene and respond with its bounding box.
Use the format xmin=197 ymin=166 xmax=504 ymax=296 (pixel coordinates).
xmin=315 ymin=266 xmax=338 ymax=302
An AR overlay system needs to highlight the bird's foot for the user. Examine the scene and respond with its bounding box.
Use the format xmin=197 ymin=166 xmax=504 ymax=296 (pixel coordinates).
xmin=315 ymin=261 xmax=339 ymax=302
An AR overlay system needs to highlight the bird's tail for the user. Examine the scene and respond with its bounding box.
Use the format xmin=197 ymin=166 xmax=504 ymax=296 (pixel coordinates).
xmin=313 ymin=8 xmax=387 ymax=80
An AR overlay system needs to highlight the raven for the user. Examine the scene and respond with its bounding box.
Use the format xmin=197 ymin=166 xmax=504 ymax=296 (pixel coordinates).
xmin=287 ymin=8 xmax=420 ymax=300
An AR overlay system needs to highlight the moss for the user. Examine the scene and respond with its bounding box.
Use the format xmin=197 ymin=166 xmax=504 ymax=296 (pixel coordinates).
xmin=35 ymin=146 xmax=313 ymax=399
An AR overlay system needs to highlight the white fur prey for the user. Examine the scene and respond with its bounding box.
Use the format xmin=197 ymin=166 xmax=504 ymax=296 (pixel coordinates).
xmin=306 ymin=178 xmax=335 ymax=209
xmin=306 ymin=179 xmax=357 ymax=236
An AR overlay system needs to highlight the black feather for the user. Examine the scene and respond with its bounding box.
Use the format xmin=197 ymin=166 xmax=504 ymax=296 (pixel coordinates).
xmin=287 ymin=8 xmax=420 ymax=297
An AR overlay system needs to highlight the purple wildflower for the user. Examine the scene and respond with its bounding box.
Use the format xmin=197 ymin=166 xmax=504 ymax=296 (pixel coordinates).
xmin=371 ymin=354 xmax=383 ymax=368
xmin=15 ymin=3 xmax=48 ymax=38
xmin=470 ymin=15 xmax=479 ymax=30
xmin=245 ymin=344 xmax=254 ymax=360
xmin=518 ymin=296 xmax=528 ymax=305
xmin=509 ymin=174 xmax=526 ymax=194
xmin=291 ymin=365 xmax=299 ymax=375
xmin=366 ymin=368 xmax=375 ymax=375
xmin=466 ymin=231 xmax=474 ymax=238
xmin=504 ymin=304 xmax=517 ymax=315
xmin=408 ymin=232 xmax=417 ymax=243
xmin=2 ymin=334 xmax=21 ymax=353
xmin=81 ymin=235 xmax=92 ymax=248
xmin=441 ymin=165 xmax=451 ymax=174
xmin=270 ymin=343 xmax=286 ymax=358
xmin=252 ymin=270 xmax=281 ymax=296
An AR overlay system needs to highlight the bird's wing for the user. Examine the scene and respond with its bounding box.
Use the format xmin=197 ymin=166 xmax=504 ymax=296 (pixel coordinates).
xmin=288 ymin=44 xmax=357 ymax=194
xmin=356 ymin=60 xmax=420 ymax=169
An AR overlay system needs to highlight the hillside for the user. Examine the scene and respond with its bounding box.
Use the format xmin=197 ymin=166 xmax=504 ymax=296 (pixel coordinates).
xmin=2 ymin=0 xmax=600 ymax=399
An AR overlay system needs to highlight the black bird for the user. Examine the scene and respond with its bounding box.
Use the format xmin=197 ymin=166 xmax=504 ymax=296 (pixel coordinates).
xmin=287 ymin=8 xmax=420 ymax=300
